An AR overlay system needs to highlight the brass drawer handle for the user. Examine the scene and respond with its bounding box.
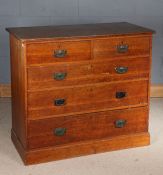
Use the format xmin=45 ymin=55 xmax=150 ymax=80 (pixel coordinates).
xmin=54 ymin=50 xmax=67 ymax=58
xmin=115 ymin=67 xmax=128 ymax=74
xmin=117 ymin=44 xmax=128 ymax=53
xmin=54 ymin=128 xmax=66 ymax=136
xmin=116 ymin=92 xmax=127 ymax=99
xmin=115 ymin=119 xmax=126 ymax=128
xmin=54 ymin=72 xmax=67 ymax=80
xmin=54 ymin=98 xmax=66 ymax=106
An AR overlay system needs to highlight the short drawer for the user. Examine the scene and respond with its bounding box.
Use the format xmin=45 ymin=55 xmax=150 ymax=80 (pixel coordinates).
xmin=26 ymin=40 xmax=91 ymax=65
xmin=27 ymin=107 xmax=148 ymax=149
xmin=27 ymin=80 xmax=148 ymax=119
xmin=27 ymin=57 xmax=149 ymax=90
xmin=94 ymin=36 xmax=150 ymax=59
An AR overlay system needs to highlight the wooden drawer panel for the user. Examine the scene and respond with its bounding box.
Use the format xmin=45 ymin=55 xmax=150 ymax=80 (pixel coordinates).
xmin=26 ymin=40 xmax=91 ymax=65
xmin=27 ymin=80 xmax=148 ymax=119
xmin=28 ymin=107 xmax=148 ymax=149
xmin=27 ymin=57 xmax=149 ymax=90
xmin=94 ymin=36 xmax=150 ymax=59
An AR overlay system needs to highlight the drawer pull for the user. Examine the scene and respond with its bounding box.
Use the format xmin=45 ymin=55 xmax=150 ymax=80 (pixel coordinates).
xmin=54 ymin=50 xmax=67 ymax=58
xmin=117 ymin=44 xmax=128 ymax=53
xmin=116 ymin=92 xmax=127 ymax=99
xmin=115 ymin=119 xmax=126 ymax=128
xmin=115 ymin=66 xmax=128 ymax=74
xmin=54 ymin=72 xmax=67 ymax=80
xmin=54 ymin=99 xmax=66 ymax=106
xmin=54 ymin=128 xmax=66 ymax=136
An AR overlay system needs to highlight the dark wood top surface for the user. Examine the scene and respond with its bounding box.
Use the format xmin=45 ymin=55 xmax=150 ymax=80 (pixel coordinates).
xmin=6 ymin=22 xmax=155 ymax=41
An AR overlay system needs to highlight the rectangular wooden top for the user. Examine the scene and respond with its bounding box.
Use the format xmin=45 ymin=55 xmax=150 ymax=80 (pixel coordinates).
xmin=6 ymin=22 xmax=155 ymax=41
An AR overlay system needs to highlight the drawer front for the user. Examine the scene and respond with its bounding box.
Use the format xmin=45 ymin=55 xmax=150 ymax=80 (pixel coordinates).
xmin=28 ymin=80 xmax=148 ymax=119
xmin=26 ymin=40 xmax=91 ymax=65
xmin=27 ymin=57 xmax=149 ymax=90
xmin=94 ymin=36 xmax=150 ymax=59
xmin=28 ymin=107 xmax=148 ymax=149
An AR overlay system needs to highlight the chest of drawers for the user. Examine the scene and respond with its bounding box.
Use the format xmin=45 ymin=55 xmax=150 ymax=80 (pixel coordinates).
xmin=6 ymin=22 xmax=155 ymax=165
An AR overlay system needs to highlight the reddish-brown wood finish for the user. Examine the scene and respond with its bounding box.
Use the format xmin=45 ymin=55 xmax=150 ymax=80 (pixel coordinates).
xmin=26 ymin=41 xmax=91 ymax=65
xmin=6 ymin=22 xmax=154 ymax=40
xmin=27 ymin=80 xmax=148 ymax=119
xmin=27 ymin=57 xmax=149 ymax=90
xmin=12 ymin=129 xmax=150 ymax=165
xmin=28 ymin=107 xmax=148 ymax=149
xmin=7 ymin=22 xmax=154 ymax=165
xmin=94 ymin=36 xmax=150 ymax=59
xmin=9 ymin=35 xmax=27 ymax=149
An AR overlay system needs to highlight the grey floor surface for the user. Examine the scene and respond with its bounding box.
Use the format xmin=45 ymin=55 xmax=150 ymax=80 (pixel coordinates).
xmin=0 ymin=98 xmax=163 ymax=175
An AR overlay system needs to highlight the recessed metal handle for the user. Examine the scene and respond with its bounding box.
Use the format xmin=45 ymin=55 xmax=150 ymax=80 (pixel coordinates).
xmin=115 ymin=119 xmax=126 ymax=128
xmin=54 ymin=50 xmax=67 ymax=58
xmin=117 ymin=44 xmax=129 ymax=53
xmin=54 ymin=128 xmax=66 ymax=136
xmin=116 ymin=92 xmax=127 ymax=99
xmin=115 ymin=67 xmax=128 ymax=74
xmin=54 ymin=72 xmax=67 ymax=80
xmin=54 ymin=98 xmax=66 ymax=106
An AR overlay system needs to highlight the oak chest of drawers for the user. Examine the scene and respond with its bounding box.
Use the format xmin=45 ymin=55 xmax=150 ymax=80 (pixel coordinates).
xmin=6 ymin=22 xmax=155 ymax=165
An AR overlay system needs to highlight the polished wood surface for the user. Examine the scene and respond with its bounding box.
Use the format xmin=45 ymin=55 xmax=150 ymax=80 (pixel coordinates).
xmin=27 ymin=40 xmax=91 ymax=65
xmin=94 ymin=36 xmax=150 ymax=59
xmin=9 ymin=35 xmax=27 ymax=148
xmin=1 ymin=84 xmax=162 ymax=98
xmin=28 ymin=107 xmax=148 ymax=149
xmin=7 ymin=22 xmax=154 ymax=165
xmin=6 ymin=22 xmax=154 ymax=41
xmin=12 ymin=129 xmax=150 ymax=165
xmin=27 ymin=57 xmax=149 ymax=90
xmin=28 ymin=80 xmax=148 ymax=119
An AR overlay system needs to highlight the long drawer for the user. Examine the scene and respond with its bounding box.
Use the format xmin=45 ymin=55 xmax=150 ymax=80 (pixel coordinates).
xmin=27 ymin=57 xmax=149 ymax=90
xmin=27 ymin=80 xmax=148 ymax=119
xmin=26 ymin=40 xmax=91 ymax=65
xmin=27 ymin=107 xmax=148 ymax=149
xmin=94 ymin=36 xmax=150 ymax=59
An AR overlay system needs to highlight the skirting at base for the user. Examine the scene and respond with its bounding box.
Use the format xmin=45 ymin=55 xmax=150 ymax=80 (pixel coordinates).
xmin=11 ymin=129 xmax=150 ymax=165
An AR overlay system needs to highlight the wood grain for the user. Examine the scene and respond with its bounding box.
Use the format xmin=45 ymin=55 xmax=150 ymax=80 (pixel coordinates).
xmin=28 ymin=107 xmax=148 ymax=149
xmin=94 ymin=36 xmax=150 ymax=59
xmin=27 ymin=80 xmax=148 ymax=119
xmin=9 ymin=35 xmax=27 ymax=149
xmin=6 ymin=22 xmax=154 ymax=41
xmin=7 ymin=22 xmax=154 ymax=165
xmin=1 ymin=84 xmax=162 ymax=98
xmin=27 ymin=57 xmax=149 ymax=90
xmin=12 ymin=129 xmax=150 ymax=165
xmin=26 ymin=40 xmax=91 ymax=65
